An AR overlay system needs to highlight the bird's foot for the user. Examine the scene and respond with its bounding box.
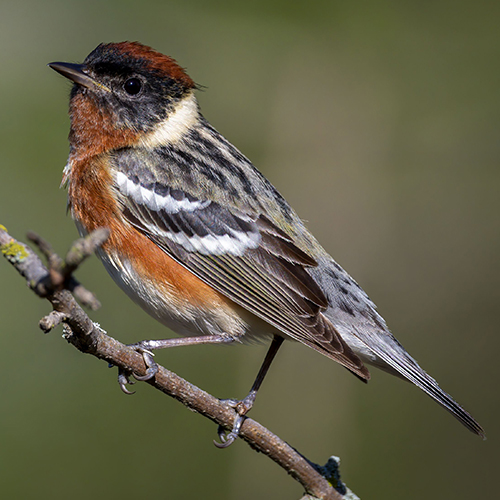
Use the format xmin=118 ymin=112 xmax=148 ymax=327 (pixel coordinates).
xmin=117 ymin=369 xmax=136 ymax=395
xmin=214 ymin=393 xmax=256 ymax=448
xmin=117 ymin=344 xmax=158 ymax=394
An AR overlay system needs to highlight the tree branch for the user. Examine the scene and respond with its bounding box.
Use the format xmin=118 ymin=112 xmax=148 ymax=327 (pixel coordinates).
xmin=0 ymin=225 xmax=359 ymax=500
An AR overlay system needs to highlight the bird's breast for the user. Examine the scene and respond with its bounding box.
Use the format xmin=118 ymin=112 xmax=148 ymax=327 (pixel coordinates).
xmin=66 ymin=154 xmax=253 ymax=339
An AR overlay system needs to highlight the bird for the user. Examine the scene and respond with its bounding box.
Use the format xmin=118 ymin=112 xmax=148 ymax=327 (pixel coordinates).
xmin=49 ymin=41 xmax=484 ymax=446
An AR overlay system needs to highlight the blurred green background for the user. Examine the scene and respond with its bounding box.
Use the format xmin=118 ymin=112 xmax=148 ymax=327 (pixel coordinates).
xmin=0 ymin=1 xmax=498 ymax=499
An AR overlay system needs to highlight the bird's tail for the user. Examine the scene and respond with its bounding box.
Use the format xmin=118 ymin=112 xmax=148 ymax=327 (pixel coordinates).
xmin=363 ymin=332 xmax=485 ymax=438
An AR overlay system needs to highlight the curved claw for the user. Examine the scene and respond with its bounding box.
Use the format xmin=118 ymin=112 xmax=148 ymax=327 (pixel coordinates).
xmin=214 ymin=431 xmax=238 ymax=449
xmin=115 ymin=347 xmax=159 ymax=393
xmin=118 ymin=369 xmax=136 ymax=395
xmin=217 ymin=424 xmax=227 ymax=442
xmin=213 ymin=414 xmax=245 ymax=449
xmin=132 ymin=349 xmax=158 ymax=381
xmin=215 ymin=423 xmax=234 ymax=445
xmin=133 ymin=367 xmax=158 ymax=381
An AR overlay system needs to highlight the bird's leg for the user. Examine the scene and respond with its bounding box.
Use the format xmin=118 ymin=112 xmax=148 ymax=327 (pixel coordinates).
xmin=118 ymin=335 xmax=234 ymax=393
xmin=214 ymin=335 xmax=284 ymax=449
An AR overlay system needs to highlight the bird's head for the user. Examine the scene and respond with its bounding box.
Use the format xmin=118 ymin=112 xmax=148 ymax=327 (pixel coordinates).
xmin=50 ymin=42 xmax=199 ymax=158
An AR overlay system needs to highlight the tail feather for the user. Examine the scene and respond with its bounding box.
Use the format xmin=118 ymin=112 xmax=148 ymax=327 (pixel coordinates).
xmin=309 ymin=257 xmax=484 ymax=437
xmin=364 ymin=333 xmax=485 ymax=438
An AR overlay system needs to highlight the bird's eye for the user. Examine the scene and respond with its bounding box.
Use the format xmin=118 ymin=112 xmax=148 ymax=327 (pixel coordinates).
xmin=124 ymin=78 xmax=142 ymax=95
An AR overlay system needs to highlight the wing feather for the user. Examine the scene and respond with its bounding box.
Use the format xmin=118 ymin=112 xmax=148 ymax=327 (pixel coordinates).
xmin=116 ymin=169 xmax=369 ymax=378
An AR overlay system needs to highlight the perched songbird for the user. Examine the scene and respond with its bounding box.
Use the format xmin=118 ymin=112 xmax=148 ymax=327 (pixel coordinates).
xmin=49 ymin=42 xmax=484 ymax=446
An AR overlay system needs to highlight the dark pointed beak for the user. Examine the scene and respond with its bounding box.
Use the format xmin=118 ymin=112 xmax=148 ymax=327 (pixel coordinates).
xmin=48 ymin=62 xmax=110 ymax=91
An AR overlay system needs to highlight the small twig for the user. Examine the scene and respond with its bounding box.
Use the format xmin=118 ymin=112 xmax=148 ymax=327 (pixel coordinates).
xmin=27 ymin=231 xmax=66 ymax=288
xmin=63 ymin=227 xmax=110 ymax=277
xmin=0 ymin=225 xmax=355 ymax=500
xmin=26 ymin=228 xmax=109 ymax=310
xmin=39 ymin=310 xmax=67 ymax=332
xmin=68 ymin=282 xmax=102 ymax=310
xmin=26 ymin=230 xmax=58 ymax=262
